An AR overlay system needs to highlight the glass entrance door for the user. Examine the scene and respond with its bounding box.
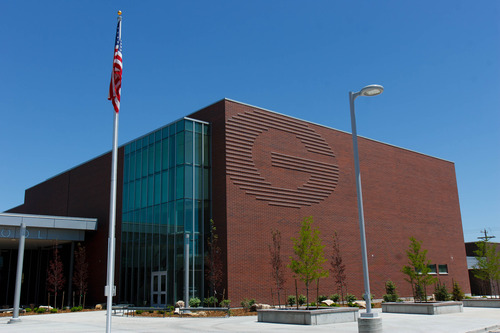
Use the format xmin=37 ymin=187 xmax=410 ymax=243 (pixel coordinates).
xmin=151 ymin=271 xmax=168 ymax=307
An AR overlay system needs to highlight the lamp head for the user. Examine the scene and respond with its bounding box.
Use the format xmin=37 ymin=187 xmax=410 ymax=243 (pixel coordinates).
xmin=360 ymin=84 xmax=384 ymax=97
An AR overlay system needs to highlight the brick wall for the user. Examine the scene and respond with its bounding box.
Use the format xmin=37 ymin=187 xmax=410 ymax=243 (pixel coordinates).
xmin=191 ymin=99 xmax=469 ymax=304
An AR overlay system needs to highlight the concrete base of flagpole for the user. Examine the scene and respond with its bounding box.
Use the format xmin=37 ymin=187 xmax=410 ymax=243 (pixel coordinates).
xmin=358 ymin=316 xmax=382 ymax=333
xmin=8 ymin=317 xmax=21 ymax=324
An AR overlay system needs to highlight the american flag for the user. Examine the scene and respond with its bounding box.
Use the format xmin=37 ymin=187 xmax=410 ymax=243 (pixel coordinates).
xmin=108 ymin=17 xmax=122 ymax=113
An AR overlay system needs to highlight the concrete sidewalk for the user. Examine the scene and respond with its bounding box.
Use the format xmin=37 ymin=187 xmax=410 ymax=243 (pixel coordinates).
xmin=1 ymin=307 xmax=499 ymax=332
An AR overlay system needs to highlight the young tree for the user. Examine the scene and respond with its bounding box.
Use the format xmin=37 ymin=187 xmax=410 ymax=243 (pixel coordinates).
xmin=473 ymin=241 xmax=500 ymax=298
xmin=330 ymin=230 xmax=347 ymax=304
xmin=73 ymin=243 xmax=89 ymax=307
xmin=401 ymin=237 xmax=436 ymax=302
xmin=288 ymin=216 xmax=329 ymax=309
xmin=47 ymin=246 xmax=66 ymax=309
xmin=205 ymin=219 xmax=223 ymax=299
xmin=269 ymin=229 xmax=286 ymax=308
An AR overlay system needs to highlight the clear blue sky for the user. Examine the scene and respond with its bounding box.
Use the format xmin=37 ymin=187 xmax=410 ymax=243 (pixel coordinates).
xmin=1 ymin=1 xmax=498 ymax=242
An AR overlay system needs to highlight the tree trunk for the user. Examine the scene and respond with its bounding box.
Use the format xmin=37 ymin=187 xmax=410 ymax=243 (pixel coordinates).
xmin=295 ymin=280 xmax=299 ymax=310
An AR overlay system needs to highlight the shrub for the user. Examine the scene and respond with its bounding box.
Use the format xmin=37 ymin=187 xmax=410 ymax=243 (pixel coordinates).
xmin=50 ymin=308 xmax=58 ymax=313
xmin=329 ymin=294 xmax=340 ymax=303
xmin=330 ymin=303 xmax=340 ymax=307
xmin=204 ymin=296 xmax=218 ymax=307
xmin=317 ymin=295 xmax=328 ymax=302
xmin=148 ymin=308 xmax=154 ymax=313
xmin=346 ymin=294 xmax=356 ymax=303
xmin=36 ymin=307 xmax=47 ymax=313
xmin=287 ymin=295 xmax=296 ymax=307
xmin=310 ymin=302 xmax=316 ymax=306
xmin=220 ymin=299 xmax=231 ymax=308
xmin=240 ymin=298 xmax=255 ymax=310
xmin=383 ymin=280 xmax=399 ymax=302
xmin=189 ymin=297 xmax=201 ymax=308
xmin=158 ymin=310 xmax=165 ymax=314
xmin=167 ymin=305 xmax=174 ymax=312
xmin=25 ymin=308 xmax=32 ymax=312
xmin=135 ymin=310 xmax=143 ymax=315
xmin=70 ymin=306 xmax=83 ymax=312
xmin=452 ymin=281 xmax=464 ymax=301
xmin=348 ymin=302 xmax=360 ymax=307
xmin=298 ymin=294 xmax=306 ymax=306
xmin=434 ymin=283 xmax=450 ymax=301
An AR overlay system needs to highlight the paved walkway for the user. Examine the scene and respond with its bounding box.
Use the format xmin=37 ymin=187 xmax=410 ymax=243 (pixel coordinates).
xmin=1 ymin=307 xmax=499 ymax=332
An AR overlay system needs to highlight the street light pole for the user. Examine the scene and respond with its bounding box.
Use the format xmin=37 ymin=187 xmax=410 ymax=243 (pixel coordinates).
xmin=349 ymin=85 xmax=383 ymax=318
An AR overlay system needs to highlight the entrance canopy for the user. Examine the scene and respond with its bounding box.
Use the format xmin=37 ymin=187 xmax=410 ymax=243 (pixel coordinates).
xmin=0 ymin=212 xmax=97 ymax=249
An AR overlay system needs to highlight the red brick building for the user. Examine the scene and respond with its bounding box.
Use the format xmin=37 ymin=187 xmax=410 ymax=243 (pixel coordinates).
xmin=2 ymin=98 xmax=469 ymax=307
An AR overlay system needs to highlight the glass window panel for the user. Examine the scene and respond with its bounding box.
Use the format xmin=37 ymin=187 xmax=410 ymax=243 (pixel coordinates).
xmin=168 ymin=201 xmax=175 ymax=232
xmin=142 ymin=149 xmax=148 ymax=177
xmin=428 ymin=264 xmax=437 ymax=274
xmin=176 ymin=120 xmax=185 ymax=133
xmin=148 ymin=145 xmax=155 ymax=175
xmin=195 ymin=122 xmax=202 ymax=133
xmin=162 ymin=126 xmax=169 ymax=139
xmin=161 ymin=203 xmax=168 ymax=225
xmin=125 ymin=144 xmax=131 ymax=155
xmin=135 ymin=150 xmax=142 ymax=180
xmin=176 ymin=132 xmax=185 ymax=165
xmin=185 ymin=131 xmax=193 ymax=164
xmin=162 ymin=138 xmax=169 ymax=170
xmin=195 ymin=133 xmax=202 ymax=166
xmin=176 ymin=166 xmax=184 ymax=199
xmin=161 ymin=170 xmax=168 ymax=203
xmin=136 ymin=138 xmax=142 ymax=150
xmin=135 ymin=181 xmax=141 ymax=210
xmin=194 ymin=167 xmax=202 ymax=200
xmin=185 ymin=165 xmax=193 ymax=198
xmin=155 ymin=143 xmax=162 ymax=173
xmin=169 ymin=123 xmax=176 ymax=137
xmin=154 ymin=174 xmax=161 ymax=205
xmin=141 ymin=178 xmax=148 ymax=208
xmin=154 ymin=204 xmax=161 ymax=224
xmin=129 ymin=152 xmax=136 ymax=181
xmin=169 ymin=135 xmax=176 ymax=168
xmin=123 ymin=185 xmax=129 ymax=212
xmin=203 ymin=168 xmax=210 ymax=199
xmin=143 ymin=136 xmax=149 ymax=148
xmin=155 ymin=130 xmax=162 ymax=142
xmin=438 ymin=264 xmax=448 ymax=274
xmin=168 ymin=168 xmax=175 ymax=202
xmin=184 ymin=200 xmax=193 ymax=233
xmin=175 ymin=200 xmax=184 ymax=231
xmin=195 ymin=200 xmax=202 ymax=233
xmin=184 ymin=120 xmax=193 ymax=131
xmin=203 ymin=124 xmax=208 ymax=135
xmin=203 ymin=134 xmax=210 ymax=167
xmin=129 ymin=182 xmax=135 ymax=211
xmin=148 ymin=177 xmax=154 ymax=207
xmin=124 ymin=154 xmax=130 ymax=183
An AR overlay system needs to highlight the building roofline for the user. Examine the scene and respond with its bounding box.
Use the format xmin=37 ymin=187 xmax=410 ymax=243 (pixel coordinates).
xmin=222 ymin=98 xmax=454 ymax=164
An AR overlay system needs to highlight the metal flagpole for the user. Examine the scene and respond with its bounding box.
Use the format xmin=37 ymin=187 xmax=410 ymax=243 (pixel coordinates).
xmin=106 ymin=11 xmax=122 ymax=333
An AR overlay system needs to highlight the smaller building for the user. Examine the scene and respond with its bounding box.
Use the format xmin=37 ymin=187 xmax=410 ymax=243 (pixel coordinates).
xmin=465 ymin=241 xmax=500 ymax=296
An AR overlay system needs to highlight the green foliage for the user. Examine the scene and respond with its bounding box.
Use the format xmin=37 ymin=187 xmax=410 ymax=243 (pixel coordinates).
xmin=288 ymin=216 xmax=329 ymax=308
xmin=25 ymin=308 xmax=32 ymax=312
xmin=287 ymin=295 xmax=296 ymax=307
xmin=346 ymin=294 xmax=356 ymax=303
xmin=240 ymin=298 xmax=255 ymax=310
xmin=401 ymin=237 xmax=437 ymax=302
xmin=36 ymin=307 xmax=47 ymax=313
xmin=204 ymin=296 xmax=218 ymax=307
xmin=220 ymin=299 xmax=231 ymax=308
xmin=317 ymin=295 xmax=328 ymax=302
xmin=189 ymin=297 xmax=201 ymax=308
xmin=473 ymin=241 xmax=500 ymax=295
xmin=434 ymin=282 xmax=450 ymax=301
xmin=298 ymin=294 xmax=307 ymax=306
xmin=70 ymin=306 xmax=83 ymax=312
xmin=383 ymin=280 xmax=399 ymax=302
xmin=50 ymin=308 xmax=58 ymax=313
xmin=452 ymin=281 xmax=465 ymax=301
xmin=167 ymin=305 xmax=174 ymax=312
xmin=329 ymin=294 xmax=340 ymax=303
xmin=158 ymin=310 xmax=165 ymax=314
xmin=330 ymin=303 xmax=340 ymax=307
xmin=348 ymin=302 xmax=360 ymax=307
xmin=135 ymin=310 xmax=143 ymax=315
xmin=148 ymin=308 xmax=154 ymax=313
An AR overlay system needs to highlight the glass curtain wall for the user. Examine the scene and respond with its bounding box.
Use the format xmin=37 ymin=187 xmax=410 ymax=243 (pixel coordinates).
xmin=120 ymin=118 xmax=210 ymax=306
